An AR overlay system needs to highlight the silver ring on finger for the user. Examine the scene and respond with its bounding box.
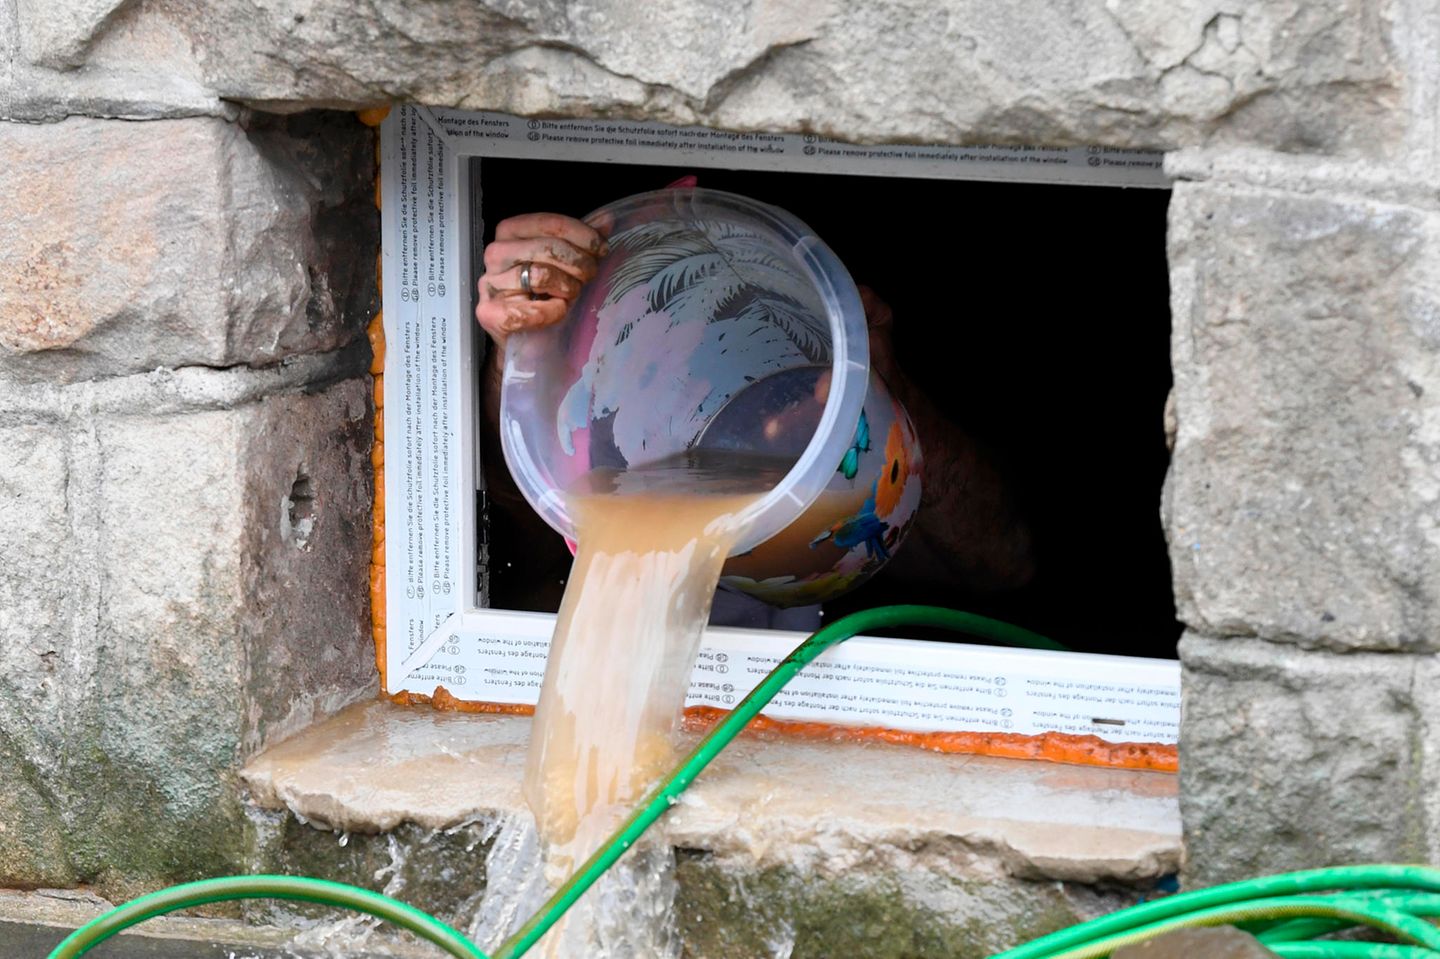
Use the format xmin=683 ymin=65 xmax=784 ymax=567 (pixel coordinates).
xmin=519 ymin=262 xmax=536 ymax=300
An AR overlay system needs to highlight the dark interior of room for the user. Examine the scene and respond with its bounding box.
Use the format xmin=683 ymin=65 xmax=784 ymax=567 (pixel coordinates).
xmin=476 ymin=156 xmax=1179 ymax=659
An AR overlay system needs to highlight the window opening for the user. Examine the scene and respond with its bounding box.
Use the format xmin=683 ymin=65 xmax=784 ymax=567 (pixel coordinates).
xmin=477 ymin=157 xmax=1177 ymax=659
xmin=376 ymin=106 xmax=1180 ymax=754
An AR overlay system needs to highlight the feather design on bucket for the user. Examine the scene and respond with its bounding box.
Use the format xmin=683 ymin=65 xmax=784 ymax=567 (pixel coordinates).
xmin=601 ymin=218 xmax=827 ymax=364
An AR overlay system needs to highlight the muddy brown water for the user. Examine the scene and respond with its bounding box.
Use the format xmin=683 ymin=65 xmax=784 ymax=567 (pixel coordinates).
xmin=518 ymin=452 xmax=786 ymax=955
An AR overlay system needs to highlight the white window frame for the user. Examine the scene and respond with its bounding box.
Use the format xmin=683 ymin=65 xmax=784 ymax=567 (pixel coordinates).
xmin=377 ymin=104 xmax=1180 ymax=744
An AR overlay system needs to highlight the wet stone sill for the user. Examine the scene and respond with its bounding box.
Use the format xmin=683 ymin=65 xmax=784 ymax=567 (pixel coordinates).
xmin=241 ymin=698 xmax=1181 ymax=887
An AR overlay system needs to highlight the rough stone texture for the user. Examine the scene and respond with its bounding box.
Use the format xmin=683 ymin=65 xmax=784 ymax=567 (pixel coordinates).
xmin=1165 ymin=147 xmax=1440 ymax=208
xmin=241 ymin=701 xmax=1179 ymax=955
xmin=198 ymin=1 xmax=1408 ymax=155
xmin=1179 ymin=634 xmax=1440 ymax=886
xmin=0 ymin=341 xmax=367 ymax=417
xmin=239 ymin=807 xmax=1144 ymax=959
xmin=1165 ymin=175 xmax=1440 ymax=652
xmin=0 ymin=426 xmax=80 ymax=887
xmin=673 ymin=853 xmax=1132 ymax=959
xmin=1163 ymin=138 xmax=1440 ymax=890
xmin=244 ymin=810 xmax=494 ymax=932
xmin=0 ymin=0 xmax=233 ymax=121
xmin=0 ymin=111 xmax=376 ymax=383
xmin=0 ymin=373 xmax=377 ymax=894
xmin=2 ymin=0 xmax=1427 ymax=156
xmin=16 ymin=0 xmax=131 ymax=69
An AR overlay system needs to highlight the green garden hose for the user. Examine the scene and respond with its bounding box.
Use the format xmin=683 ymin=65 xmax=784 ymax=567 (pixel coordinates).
xmin=1271 ymin=946 xmax=1440 ymax=959
xmin=987 ymin=865 xmax=1440 ymax=959
xmin=1005 ymin=898 xmax=1440 ymax=959
xmin=44 ymin=875 xmax=487 ymax=958
xmin=492 ymin=604 xmax=1065 ymax=957
xmin=1256 ymin=892 xmax=1440 ymax=947
xmin=48 ymin=605 xmax=1060 ymax=958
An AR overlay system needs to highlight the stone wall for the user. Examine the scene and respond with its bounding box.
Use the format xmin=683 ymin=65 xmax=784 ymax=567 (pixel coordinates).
xmin=2 ymin=0 xmax=1439 ymax=908
xmin=0 ymin=98 xmax=380 ymax=888
xmin=1166 ymin=149 xmax=1440 ymax=882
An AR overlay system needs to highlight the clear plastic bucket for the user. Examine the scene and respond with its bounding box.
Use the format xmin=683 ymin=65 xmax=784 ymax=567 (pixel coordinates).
xmin=498 ymin=187 xmax=870 ymax=557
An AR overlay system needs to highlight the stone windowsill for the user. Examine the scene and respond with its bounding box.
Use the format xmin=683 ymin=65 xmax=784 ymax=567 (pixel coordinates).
xmin=241 ymin=699 xmax=1180 ymax=887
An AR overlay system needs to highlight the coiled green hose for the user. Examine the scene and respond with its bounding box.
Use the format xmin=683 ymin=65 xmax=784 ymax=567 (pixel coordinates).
xmin=988 ymin=865 xmax=1440 ymax=959
xmin=1272 ymin=946 xmax=1440 ymax=959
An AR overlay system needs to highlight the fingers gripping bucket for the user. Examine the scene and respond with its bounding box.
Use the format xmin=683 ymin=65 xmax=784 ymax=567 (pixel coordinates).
xmin=498 ymin=187 xmax=870 ymax=557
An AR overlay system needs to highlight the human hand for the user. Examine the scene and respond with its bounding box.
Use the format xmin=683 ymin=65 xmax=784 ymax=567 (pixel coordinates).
xmin=475 ymin=213 xmax=611 ymax=348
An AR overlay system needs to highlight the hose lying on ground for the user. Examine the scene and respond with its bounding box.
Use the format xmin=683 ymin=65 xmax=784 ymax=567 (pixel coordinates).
xmin=989 ymin=865 xmax=1440 ymax=959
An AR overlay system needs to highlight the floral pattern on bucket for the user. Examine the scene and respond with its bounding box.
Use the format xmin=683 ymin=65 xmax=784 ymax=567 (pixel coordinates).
xmin=719 ymin=368 xmax=923 ymax=608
